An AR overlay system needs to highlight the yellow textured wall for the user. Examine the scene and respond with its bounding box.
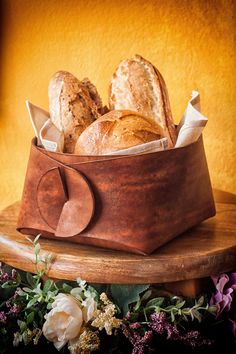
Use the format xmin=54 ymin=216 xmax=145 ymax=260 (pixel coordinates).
xmin=0 ymin=0 xmax=235 ymax=210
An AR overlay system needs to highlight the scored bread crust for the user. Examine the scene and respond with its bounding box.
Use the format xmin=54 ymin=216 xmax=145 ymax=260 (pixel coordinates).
xmin=109 ymin=55 xmax=176 ymax=147
xmin=74 ymin=110 xmax=164 ymax=155
xmin=48 ymin=71 xmax=102 ymax=153
xmin=81 ymin=77 xmax=104 ymax=114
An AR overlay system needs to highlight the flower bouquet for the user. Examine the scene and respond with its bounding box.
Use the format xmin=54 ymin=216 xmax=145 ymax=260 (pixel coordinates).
xmin=0 ymin=236 xmax=235 ymax=354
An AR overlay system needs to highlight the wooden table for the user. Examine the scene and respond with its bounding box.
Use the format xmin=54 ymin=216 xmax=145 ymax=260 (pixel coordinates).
xmin=0 ymin=190 xmax=235 ymax=296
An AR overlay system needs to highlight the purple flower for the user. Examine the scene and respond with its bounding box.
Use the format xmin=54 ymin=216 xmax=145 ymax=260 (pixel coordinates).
xmin=122 ymin=324 xmax=153 ymax=354
xmin=13 ymin=288 xmax=21 ymax=299
xmin=5 ymin=300 xmax=11 ymax=308
xmin=150 ymin=312 xmax=179 ymax=340
xmin=0 ymin=271 xmax=9 ymax=283
xmin=210 ymin=273 xmax=236 ymax=316
xmin=0 ymin=311 xmax=7 ymax=323
xmin=0 ymin=266 xmax=18 ymax=283
xmin=7 ymin=303 xmax=21 ymax=315
xmin=150 ymin=312 xmax=212 ymax=347
xmin=130 ymin=322 xmax=142 ymax=329
xmin=181 ymin=330 xmax=212 ymax=347
xmin=149 ymin=312 xmax=166 ymax=335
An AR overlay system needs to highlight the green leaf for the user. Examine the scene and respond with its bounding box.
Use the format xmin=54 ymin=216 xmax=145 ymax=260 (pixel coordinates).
xmin=189 ymin=309 xmax=194 ymax=321
xmin=46 ymin=254 xmax=52 ymax=263
xmin=170 ymin=310 xmax=175 ymax=322
xmin=192 ymin=309 xmax=202 ymax=322
xmin=62 ymin=283 xmax=73 ymax=293
xmin=146 ymin=297 xmax=164 ymax=308
xmin=15 ymin=272 xmax=22 ymax=286
xmin=37 ymin=310 xmax=44 ymax=320
xmin=22 ymin=287 xmax=33 ymax=293
xmin=26 ymin=273 xmax=37 ymax=288
xmin=26 ymin=311 xmax=34 ymax=325
xmin=1 ymin=281 xmax=15 ymax=289
xmin=33 ymin=283 xmax=42 ymax=294
xmin=47 ymin=303 xmax=52 ymax=310
xmin=26 ymin=236 xmax=34 ymax=245
xmin=133 ymin=290 xmax=152 ymax=312
xmin=43 ymin=279 xmax=53 ymax=293
xmin=133 ymin=298 xmax=141 ymax=312
xmin=34 ymin=234 xmax=41 ymax=244
xmin=197 ymin=296 xmax=205 ymax=306
xmin=164 ymin=305 xmax=175 ymax=311
xmin=110 ymin=284 xmax=150 ymax=314
xmin=34 ymin=243 xmax=40 ymax=255
xmin=208 ymin=305 xmax=217 ymax=314
xmin=141 ymin=290 xmax=152 ymax=302
xmin=26 ymin=297 xmax=38 ymax=308
xmin=175 ymin=300 xmax=186 ymax=309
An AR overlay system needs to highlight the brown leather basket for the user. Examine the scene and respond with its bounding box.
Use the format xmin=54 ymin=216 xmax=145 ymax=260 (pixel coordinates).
xmin=17 ymin=136 xmax=215 ymax=255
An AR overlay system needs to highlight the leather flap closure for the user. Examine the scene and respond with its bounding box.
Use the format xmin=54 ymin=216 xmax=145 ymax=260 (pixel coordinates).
xmin=37 ymin=167 xmax=94 ymax=237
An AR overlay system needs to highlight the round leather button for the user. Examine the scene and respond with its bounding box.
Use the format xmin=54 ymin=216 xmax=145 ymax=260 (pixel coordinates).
xmin=37 ymin=167 xmax=94 ymax=237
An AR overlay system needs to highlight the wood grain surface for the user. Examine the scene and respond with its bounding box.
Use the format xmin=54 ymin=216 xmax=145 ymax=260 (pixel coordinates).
xmin=0 ymin=191 xmax=235 ymax=284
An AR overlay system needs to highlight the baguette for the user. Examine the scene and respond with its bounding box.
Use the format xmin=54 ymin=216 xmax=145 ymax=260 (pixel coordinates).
xmin=109 ymin=55 xmax=176 ymax=147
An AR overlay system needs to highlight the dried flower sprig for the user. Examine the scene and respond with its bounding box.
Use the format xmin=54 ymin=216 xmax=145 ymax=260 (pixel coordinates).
xmin=91 ymin=292 xmax=122 ymax=335
xmin=68 ymin=328 xmax=100 ymax=354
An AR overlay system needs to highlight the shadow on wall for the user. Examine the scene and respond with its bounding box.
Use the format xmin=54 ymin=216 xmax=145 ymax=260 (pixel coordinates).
xmin=213 ymin=189 xmax=236 ymax=204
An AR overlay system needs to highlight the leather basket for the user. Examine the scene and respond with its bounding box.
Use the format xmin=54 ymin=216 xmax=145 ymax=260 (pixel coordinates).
xmin=17 ymin=136 xmax=215 ymax=255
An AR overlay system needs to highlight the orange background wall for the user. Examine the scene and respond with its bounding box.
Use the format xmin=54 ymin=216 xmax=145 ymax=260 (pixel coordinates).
xmin=0 ymin=0 xmax=235 ymax=210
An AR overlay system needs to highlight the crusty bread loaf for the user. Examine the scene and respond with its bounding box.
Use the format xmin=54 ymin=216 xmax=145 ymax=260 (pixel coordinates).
xmin=48 ymin=71 xmax=102 ymax=153
xmin=81 ymin=77 xmax=104 ymax=114
xmin=109 ymin=55 xmax=176 ymax=147
xmin=74 ymin=110 xmax=164 ymax=155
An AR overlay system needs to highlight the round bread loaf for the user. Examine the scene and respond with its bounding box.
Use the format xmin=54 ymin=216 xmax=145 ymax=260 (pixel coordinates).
xmin=109 ymin=55 xmax=176 ymax=148
xmin=48 ymin=71 xmax=102 ymax=153
xmin=74 ymin=110 xmax=164 ymax=155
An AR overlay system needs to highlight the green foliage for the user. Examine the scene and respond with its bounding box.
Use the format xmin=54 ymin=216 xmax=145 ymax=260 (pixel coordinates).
xmin=0 ymin=235 xmax=80 ymax=350
xmin=110 ymin=284 xmax=150 ymax=314
xmin=1 ymin=236 xmax=234 ymax=354
xmin=131 ymin=290 xmax=217 ymax=326
xmin=25 ymin=235 xmax=51 ymax=280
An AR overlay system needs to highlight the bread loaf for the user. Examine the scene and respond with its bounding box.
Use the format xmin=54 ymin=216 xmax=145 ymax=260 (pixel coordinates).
xmin=74 ymin=110 xmax=164 ymax=155
xmin=48 ymin=71 xmax=102 ymax=153
xmin=109 ymin=55 xmax=176 ymax=147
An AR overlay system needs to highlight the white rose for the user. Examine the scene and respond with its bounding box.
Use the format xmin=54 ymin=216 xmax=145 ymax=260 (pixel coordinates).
xmin=42 ymin=294 xmax=83 ymax=350
xmin=82 ymin=297 xmax=97 ymax=322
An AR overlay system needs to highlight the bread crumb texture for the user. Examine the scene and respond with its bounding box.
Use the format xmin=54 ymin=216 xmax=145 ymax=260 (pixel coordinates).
xmin=0 ymin=0 xmax=235 ymax=209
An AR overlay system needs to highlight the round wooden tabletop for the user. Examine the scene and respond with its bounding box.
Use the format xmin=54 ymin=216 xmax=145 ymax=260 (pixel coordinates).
xmin=0 ymin=191 xmax=235 ymax=284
